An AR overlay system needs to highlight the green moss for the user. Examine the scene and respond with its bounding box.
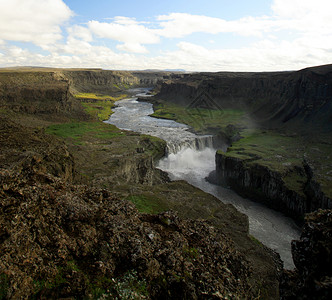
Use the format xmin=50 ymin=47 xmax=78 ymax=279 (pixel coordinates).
xmin=74 ymin=92 xmax=126 ymax=101
xmin=46 ymin=122 xmax=124 ymax=143
xmin=223 ymin=130 xmax=304 ymax=172
xmin=103 ymin=270 xmax=149 ymax=299
xmin=81 ymin=100 xmax=115 ymax=121
xmin=249 ymin=235 xmax=264 ymax=247
xmin=126 ymin=194 xmax=167 ymax=214
xmin=76 ymin=93 xmax=128 ymax=121
xmin=46 ymin=122 xmax=97 ymax=140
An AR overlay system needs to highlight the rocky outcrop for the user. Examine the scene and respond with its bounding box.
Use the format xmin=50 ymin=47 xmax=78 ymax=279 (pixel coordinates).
xmin=280 ymin=209 xmax=332 ymax=299
xmin=63 ymin=70 xmax=139 ymax=94
xmin=211 ymin=152 xmax=332 ymax=221
xmin=0 ymin=168 xmax=254 ymax=299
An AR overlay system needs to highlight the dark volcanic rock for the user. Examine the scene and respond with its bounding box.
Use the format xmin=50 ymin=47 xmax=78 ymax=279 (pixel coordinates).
xmin=280 ymin=209 xmax=332 ymax=299
xmin=0 ymin=166 xmax=252 ymax=299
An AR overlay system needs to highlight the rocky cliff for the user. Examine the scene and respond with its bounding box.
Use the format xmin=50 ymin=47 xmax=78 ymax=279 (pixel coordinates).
xmin=156 ymin=65 xmax=332 ymax=133
xmin=211 ymin=151 xmax=332 ymax=221
xmin=64 ymin=70 xmax=173 ymax=94
xmin=280 ymin=209 xmax=332 ymax=299
xmin=0 ymin=71 xmax=75 ymax=115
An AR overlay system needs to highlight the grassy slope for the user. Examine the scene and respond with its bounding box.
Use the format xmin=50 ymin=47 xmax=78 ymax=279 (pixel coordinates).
xmin=150 ymin=100 xmax=247 ymax=134
xmin=73 ymin=92 xmax=128 ymax=121
xmin=45 ymin=92 xmax=166 ymax=182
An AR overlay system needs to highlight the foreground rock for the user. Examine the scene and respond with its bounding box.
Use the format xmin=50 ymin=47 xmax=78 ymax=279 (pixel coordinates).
xmin=0 ymin=170 xmax=252 ymax=299
xmin=280 ymin=209 xmax=332 ymax=299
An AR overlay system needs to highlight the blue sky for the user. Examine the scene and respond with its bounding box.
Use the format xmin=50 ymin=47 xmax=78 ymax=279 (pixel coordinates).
xmin=0 ymin=0 xmax=331 ymax=71
xmin=66 ymin=0 xmax=271 ymax=22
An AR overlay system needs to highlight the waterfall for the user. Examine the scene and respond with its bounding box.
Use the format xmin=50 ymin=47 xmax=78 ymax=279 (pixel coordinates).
xmin=166 ymin=135 xmax=215 ymax=154
xmin=159 ymin=134 xmax=216 ymax=183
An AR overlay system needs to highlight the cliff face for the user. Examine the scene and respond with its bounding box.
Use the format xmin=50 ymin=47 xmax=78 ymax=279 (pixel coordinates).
xmin=0 ymin=71 xmax=75 ymax=115
xmin=212 ymin=152 xmax=332 ymax=220
xmin=64 ymin=70 xmax=173 ymax=94
xmin=63 ymin=70 xmax=139 ymax=94
xmin=281 ymin=209 xmax=332 ymax=299
xmin=156 ymin=65 xmax=332 ymax=132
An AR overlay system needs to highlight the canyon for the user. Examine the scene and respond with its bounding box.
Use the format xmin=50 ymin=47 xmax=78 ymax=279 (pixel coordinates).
xmin=0 ymin=66 xmax=331 ymax=298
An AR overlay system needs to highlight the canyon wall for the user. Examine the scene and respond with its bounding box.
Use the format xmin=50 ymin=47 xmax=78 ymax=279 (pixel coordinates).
xmin=64 ymin=69 xmax=173 ymax=94
xmin=212 ymin=152 xmax=332 ymax=221
xmin=0 ymin=68 xmax=174 ymax=116
xmin=0 ymin=71 xmax=75 ymax=114
xmin=156 ymin=65 xmax=332 ymax=132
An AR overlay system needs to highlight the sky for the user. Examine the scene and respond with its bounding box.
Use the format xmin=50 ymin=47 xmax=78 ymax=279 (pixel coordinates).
xmin=0 ymin=0 xmax=331 ymax=72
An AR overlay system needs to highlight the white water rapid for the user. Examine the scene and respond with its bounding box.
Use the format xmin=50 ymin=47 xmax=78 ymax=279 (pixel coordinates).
xmin=106 ymin=88 xmax=300 ymax=269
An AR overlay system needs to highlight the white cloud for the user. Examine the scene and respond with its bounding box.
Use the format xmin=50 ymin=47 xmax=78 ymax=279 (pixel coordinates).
xmin=116 ymin=43 xmax=148 ymax=54
xmin=0 ymin=0 xmax=73 ymax=47
xmin=67 ymin=25 xmax=93 ymax=42
xmin=88 ymin=18 xmax=160 ymax=53
xmin=156 ymin=13 xmax=274 ymax=38
xmin=272 ymin=0 xmax=332 ymax=19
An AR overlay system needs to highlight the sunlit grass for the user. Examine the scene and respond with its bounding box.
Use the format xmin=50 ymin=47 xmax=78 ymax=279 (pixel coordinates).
xmin=150 ymin=100 xmax=246 ymax=134
xmin=45 ymin=121 xmax=124 ymax=144
xmin=75 ymin=93 xmax=128 ymax=121
xmin=74 ymin=93 xmax=127 ymax=101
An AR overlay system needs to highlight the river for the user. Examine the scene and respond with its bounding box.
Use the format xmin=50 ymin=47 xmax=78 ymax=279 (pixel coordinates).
xmin=105 ymin=88 xmax=300 ymax=269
